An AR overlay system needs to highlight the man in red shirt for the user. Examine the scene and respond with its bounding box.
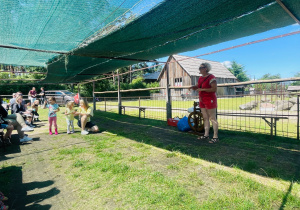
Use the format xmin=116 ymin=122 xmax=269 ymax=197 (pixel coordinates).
xmin=28 ymin=87 xmax=37 ymax=105
xmin=189 ymin=62 xmax=219 ymax=143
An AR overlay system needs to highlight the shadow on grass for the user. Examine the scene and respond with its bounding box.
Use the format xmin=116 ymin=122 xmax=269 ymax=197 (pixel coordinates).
xmin=0 ymin=166 xmax=57 ymax=209
xmin=95 ymin=111 xmax=300 ymax=182
xmin=0 ymin=134 xmax=40 ymax=159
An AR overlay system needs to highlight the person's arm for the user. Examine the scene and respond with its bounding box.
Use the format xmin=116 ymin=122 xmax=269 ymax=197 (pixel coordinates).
xmin=197 ymin=80 xmax=217 ymax=93
xmin=42 ymin=101 xmax=47 ymax=109
xmin=11 ymin=103 xmax=19 ymax=114
xmin=54 ymin=105 xmax=60 ymax=112
xmin=188 ymin=85 xmax=198 ymax=91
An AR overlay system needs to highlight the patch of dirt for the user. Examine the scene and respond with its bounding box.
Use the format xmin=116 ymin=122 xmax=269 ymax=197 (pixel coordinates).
xmin=1 ymin=126 xmax=87 ymax=209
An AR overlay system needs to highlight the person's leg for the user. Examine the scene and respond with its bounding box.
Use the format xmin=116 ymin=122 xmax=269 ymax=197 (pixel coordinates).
xmin=53 ymin=117 xmax=58 ymax=135
xmin=81 ymin=115 xmax=88 ymax=131
xmin=4 ymin=125 xmax=14 ymax=140
xmin=70 ymin=120 xmax=74 ymax=132
xmin=5 ymin=113 xmax=26 ymax=127
xmin=66 ymin=119 xmax=71 ymax=133
xmin=49 ymin=117 xmax=53 ymax=135
xmin=4 ymin=119 xmax=25 ymax=139
xmin=200 ymin=108 xmax=210 ymax=137
xmin=207 ymin=108 xmax=218 ymax=138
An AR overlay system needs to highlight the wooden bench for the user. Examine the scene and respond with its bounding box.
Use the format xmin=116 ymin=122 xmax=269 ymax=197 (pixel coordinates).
xmin=217 ymin=113 xmax=288 ymax=138
xmin=120 ymin=106 xmax=147 ymax=119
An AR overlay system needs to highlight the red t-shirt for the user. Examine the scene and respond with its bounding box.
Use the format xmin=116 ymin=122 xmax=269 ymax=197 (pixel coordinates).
xmin=29 ymin=90 xmax=37 ymax=97
xmin=197 ymin=74 xmax=217 ymax=98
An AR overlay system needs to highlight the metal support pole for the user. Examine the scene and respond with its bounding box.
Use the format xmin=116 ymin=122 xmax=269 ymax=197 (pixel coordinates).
xmin=105 ymin=97 xmax=106 ymax=112
xmin=130 ymin=65 xmax=132 ymax=83
xmin=166 ymin=62 xmax=172 ymax=119
xmin=118 ymin=70 xmax=122 ymax=115
xmin=297 ymin=95 xmax=299 ymax=140
xmin=93 ymin=81 xmax=96 ymax=111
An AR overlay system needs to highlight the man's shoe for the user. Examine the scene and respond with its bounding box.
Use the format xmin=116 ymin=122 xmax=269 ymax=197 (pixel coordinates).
xmin=21 ymin=126 xmax=34 ymax=132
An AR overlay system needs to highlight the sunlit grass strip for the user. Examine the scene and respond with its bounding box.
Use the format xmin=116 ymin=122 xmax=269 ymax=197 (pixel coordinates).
xmin=50 ymin=128 xmax=300 ymax=209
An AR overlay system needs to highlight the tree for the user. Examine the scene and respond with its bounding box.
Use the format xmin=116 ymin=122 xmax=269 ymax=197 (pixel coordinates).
xmin=259 ymin=73 xmax=281 ymax=80
xmin=291 ymin=72 xmax=300 ymax=86
xmin=257 ymin=73 xmax=281 ymax=92
xmin=227 ymin=61 xmax=250 ymax=82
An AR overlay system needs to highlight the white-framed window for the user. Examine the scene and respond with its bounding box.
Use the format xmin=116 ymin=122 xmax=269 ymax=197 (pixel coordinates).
xmin=175 ymin=78 xmax=182 ymax=86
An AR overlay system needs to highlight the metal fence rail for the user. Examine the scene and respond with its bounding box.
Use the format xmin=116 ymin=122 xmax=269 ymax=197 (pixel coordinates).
xmin=93 ymin=81 xmax=299 ymax=140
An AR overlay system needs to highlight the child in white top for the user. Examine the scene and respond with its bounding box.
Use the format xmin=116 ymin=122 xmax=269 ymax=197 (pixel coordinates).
xmin=65 ymin=101 xmax=75 ymax=134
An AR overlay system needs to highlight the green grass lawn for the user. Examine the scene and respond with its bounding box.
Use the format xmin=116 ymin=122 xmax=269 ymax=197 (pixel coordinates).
xmin=97 ymin=96 xmax=274 ymax=110
xmin=1 ymin=108 xmax=299 ymax=209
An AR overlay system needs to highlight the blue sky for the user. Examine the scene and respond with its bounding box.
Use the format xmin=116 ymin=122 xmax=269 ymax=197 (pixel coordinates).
xmin=157 ymin=24 xmax=300 ymax=80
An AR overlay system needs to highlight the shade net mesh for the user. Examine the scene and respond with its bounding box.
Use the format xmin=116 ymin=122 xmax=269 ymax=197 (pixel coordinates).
xmin=0 ymin=0 xmax=299 ymax=84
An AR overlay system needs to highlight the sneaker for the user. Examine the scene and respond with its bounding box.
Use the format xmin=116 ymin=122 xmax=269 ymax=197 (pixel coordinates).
xmin=30 ymin=125 xmax=36 ymax=128
xmin=21 ymin=126 xmax=34 ymax=132
xmin=70 ymin=131 xmax=75 ymax=134
xmin=20 ymin=136 xmax=33 ymax=143
xmin=81 ymin=130 xmax=89 ymax=135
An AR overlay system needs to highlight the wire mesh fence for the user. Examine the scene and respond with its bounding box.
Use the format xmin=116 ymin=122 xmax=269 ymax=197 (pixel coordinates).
xmin=94 ymin=81 xmax=299 ymax=139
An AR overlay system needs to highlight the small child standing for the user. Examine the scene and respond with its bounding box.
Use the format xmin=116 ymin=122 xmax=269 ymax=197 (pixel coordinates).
xmin=31 ymin=100 xmax=40 ymax=121
xmin=65 ymin=101 xmax=75 ymax=134
xmin=43 ymin=96 xmax=60 ymax=135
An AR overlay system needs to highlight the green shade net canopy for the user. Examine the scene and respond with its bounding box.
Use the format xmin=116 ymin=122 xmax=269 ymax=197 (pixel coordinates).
xmin=1 ymin=0 xmax=300 ymax=84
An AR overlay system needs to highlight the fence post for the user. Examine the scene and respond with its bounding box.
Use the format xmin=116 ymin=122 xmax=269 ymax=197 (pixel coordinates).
xmin=78 ymin=84 xmax=80 ymax=102
xmin=117 ymin=69 xmax=122 ymax=115
xmin=93 ymin=81 xmax=96 ymax=111
xmin=105 ymin=97 xmax=106 ymax=112
xmin=297 ymin=95 xmax=299 ymax=140
xmin=166 ymin=62 xmax=172 ymax=119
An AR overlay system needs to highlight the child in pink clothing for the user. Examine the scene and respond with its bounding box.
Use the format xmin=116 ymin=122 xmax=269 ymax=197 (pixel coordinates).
xmin=43 ymin=96 xmax=60 ymax=135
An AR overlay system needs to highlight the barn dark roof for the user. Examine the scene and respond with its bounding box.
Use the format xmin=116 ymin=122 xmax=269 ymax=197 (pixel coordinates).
xmin=143 ymin=71 xmax=161 ymax=80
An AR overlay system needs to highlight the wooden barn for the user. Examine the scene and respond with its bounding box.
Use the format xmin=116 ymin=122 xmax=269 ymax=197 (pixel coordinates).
xmin=157 ymin=55 xmax=237 ymax=97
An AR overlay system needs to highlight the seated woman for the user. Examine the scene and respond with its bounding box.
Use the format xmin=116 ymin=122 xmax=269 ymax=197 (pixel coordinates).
xmin=0 ymin=117 xmax=14 ymax=145
xmin=0 ymin=97 xmax=33 ymax=143
xmin=75 ymin=98 xmax=99 ymax=135
xmin=12 ymin=96 xmax=34 ymax=127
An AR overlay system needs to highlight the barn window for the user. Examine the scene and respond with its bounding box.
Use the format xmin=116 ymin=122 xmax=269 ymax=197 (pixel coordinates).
xmin=175 ymin=78 xmax=182 ymax=86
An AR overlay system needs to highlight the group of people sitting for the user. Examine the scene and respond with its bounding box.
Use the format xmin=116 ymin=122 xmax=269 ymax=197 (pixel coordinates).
xmin=0 ymin=89 xmax=99 ymax=146
xmin=0 ymin=91 xmax=36 ymax=144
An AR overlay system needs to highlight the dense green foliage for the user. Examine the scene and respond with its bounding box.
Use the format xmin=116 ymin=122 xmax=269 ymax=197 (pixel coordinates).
xmin=227 ymin=61 xmax=250 ymax=82
xmin=259 ymin=73 xmax=281 ymax=80
xmin=0 ymin=62 xmax=161 ymax=97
